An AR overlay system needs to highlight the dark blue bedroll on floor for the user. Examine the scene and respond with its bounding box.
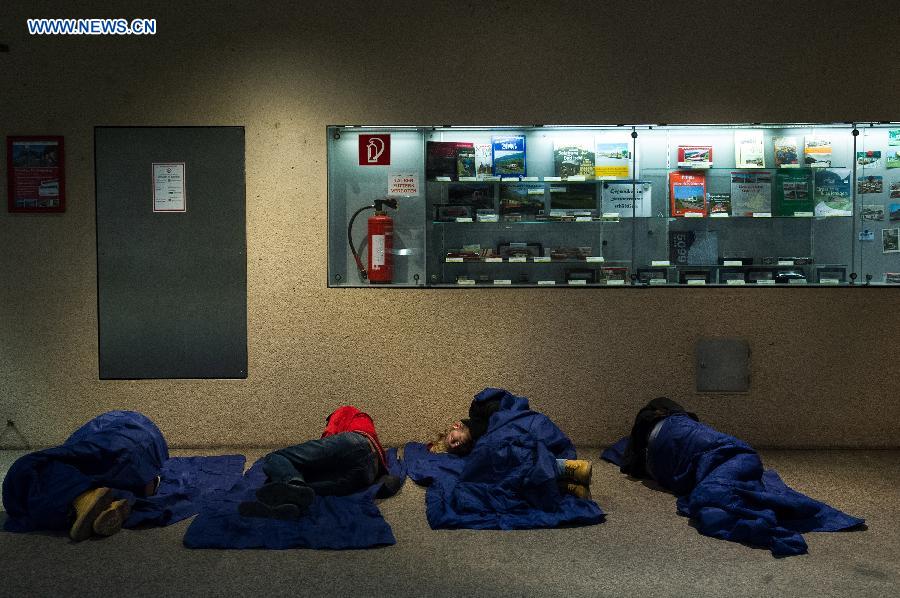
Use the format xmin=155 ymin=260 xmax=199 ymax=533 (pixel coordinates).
xmin=2 ymin=411 xmax=245 ymax=533
xmin=182 ymin=449 xmax=404 ymax=550
xmin=602 ymin=414 xmax=864 ymax=557
xmin=405 ymin=387 xmax=605 ymax=530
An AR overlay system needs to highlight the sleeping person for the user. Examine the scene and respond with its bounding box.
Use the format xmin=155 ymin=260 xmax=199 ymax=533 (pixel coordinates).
xmin=602 ymin=397 xmax=865 ymax=557
xmin=238 ymin=405 xmax=403 ymax=520
xmin=3 ymin=411 xmax=167 ymax=541
xmin=3 ymin=410 xmax=245 ymax=542
xmin=426 ymin=391 xmax=593 ymax=498
xmin=184 ymin=404 xmax=404 ymax=550
xmin=403 ymin=387 xmax=605 ymax=530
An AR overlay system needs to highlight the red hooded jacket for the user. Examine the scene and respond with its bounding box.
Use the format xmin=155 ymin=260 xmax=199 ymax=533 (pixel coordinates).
xmin=322 ymin=405 xmax=387 ymax=472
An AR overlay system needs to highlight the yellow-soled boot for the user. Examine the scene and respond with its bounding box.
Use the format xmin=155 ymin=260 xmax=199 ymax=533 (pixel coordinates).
xmin=564 ymin=482 xmax=592 ymax=500
xmin=70 ymin=487 xmax=114 ymax=541
xmin=562 ymin=459 xmax=593 ymax=486
xmin=92 ymin=499 xmax=131 ymax=537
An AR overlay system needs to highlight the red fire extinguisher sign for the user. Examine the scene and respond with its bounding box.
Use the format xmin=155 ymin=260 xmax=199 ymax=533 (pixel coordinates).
xmin=359 ymin=135 xmax=391 ymax=166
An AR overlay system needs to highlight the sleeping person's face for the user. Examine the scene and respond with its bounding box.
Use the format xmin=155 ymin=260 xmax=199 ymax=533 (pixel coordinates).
xmin=445 ymin=421 xmax=473 ymax=455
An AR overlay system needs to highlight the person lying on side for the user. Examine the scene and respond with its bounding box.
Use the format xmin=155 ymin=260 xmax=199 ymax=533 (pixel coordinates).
xmin=238 ymin=405 xmax=403 ymax=520
xmin=602 ymin=397 xmax=864 ymax=557
xmin=426 ymin=388 xmax=593 ymax=498
xmin=2 ymin=411 xmax=165 ymax=542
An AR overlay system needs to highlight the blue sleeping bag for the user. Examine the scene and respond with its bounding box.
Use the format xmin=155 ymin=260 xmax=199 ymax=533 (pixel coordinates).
xmin=404 ymin=387 xmax=605 ymax=530
xmin=182 ymin=448 xmax=405 ymax=550
xmin=602 ymin=413 xmax=864 ymax=557
xmin=2 ymin=411 xmax=245 ymax=533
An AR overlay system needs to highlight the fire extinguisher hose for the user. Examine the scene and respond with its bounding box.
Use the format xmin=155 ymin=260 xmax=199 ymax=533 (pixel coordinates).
xmin=347 ymin=204 xmax=375 ymax=279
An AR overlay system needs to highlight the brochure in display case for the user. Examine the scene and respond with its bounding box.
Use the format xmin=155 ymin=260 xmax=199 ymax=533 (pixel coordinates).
xmin=327 ymin=122 xmax=893 ymax=288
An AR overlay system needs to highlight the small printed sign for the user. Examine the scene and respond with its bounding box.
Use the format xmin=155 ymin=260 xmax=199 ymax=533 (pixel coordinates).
xmin=359 ymin=134 xmax=390 ymax=166
xmin=152 ymin=162 xmax=186 ymax=212
xmin=388 ymin=172 xmax=418 ymax=196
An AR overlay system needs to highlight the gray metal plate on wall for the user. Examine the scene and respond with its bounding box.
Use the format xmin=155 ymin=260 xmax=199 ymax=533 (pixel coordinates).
xmin=696 ymin=338 xmax=750 ymax=392
xmin=95 ymin=126 xmax=247 ymax=379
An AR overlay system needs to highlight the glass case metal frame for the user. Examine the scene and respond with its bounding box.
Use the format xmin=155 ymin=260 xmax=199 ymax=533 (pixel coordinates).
xmin=327 ymin=123 xmax=900 ymax=288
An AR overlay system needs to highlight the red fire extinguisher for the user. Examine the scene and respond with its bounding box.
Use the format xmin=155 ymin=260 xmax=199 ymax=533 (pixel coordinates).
xmin=348 ymin=198 xmax=398 ymax=284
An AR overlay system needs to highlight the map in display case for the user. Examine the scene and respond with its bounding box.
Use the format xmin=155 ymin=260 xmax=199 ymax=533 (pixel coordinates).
xmin=327 ymin=123 xmax=900 ymax=287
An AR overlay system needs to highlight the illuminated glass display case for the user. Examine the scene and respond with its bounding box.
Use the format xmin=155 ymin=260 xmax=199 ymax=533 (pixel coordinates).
xmin=327 ymin=123 xmax=900 ymax=287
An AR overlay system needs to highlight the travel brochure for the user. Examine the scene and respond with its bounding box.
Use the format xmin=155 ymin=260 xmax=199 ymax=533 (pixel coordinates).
xmin=730 ymin=171 xmax=772 ymax=216
xmin=424 ymin=128 xmax=900 ymax=222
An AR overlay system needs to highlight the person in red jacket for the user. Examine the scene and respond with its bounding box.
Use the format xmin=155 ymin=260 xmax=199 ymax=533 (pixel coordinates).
xmin=239 ymin=405 xmax=398 ymax=519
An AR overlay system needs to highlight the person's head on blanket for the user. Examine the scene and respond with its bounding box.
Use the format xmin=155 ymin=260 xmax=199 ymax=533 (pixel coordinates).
xmin=427 ymin=389 xmax=503 ymax=456
xmin=429 ymin=421 xmax=474 ymax=455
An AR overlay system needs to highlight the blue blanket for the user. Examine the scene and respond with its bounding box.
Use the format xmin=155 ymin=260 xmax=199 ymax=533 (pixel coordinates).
xmin=2 ymin=410 xmax=246 ymax=533
xmin=404 ymin=388 xmax=605 ymax=530
xmin=602 ymin=414 xmax=864 ymax=557
xmin=182 ymin=448 xmax=404 ymax=550
xmin=125 ymin=454 xmax=247 ymax=528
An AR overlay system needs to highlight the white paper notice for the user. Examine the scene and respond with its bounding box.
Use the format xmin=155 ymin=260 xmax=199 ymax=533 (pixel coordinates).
xmin=153 ymin=163 xmax=186 ymax=212
xmin=388 ymin=172 xmax=419 ymax=197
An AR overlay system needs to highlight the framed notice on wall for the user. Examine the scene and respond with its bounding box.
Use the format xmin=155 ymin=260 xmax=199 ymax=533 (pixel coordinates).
xmin=152 ymin=162 xmax=187 ymax=212
xmin=7 ymin=135 xmax=65 ymax=212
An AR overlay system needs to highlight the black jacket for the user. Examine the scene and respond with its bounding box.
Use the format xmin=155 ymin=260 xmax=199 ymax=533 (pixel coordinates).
xmin=620 ymin=397 xmax=698 ymax=478
xmin=462 ymin=395 xmax=503 ymax=444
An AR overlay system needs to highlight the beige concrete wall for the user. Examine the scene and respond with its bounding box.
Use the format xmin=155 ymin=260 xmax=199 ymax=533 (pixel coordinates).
xmin=1 ymin=1 xmax=897 ymax=449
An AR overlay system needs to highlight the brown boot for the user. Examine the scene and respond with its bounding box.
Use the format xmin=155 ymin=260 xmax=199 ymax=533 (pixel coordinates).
xmin=70 ymin=487 xmax=114 ymax=541
xmin=564 ymin=482 xmax=592 ymax=500
xmin=92 ymin=499 xmax=131 ymax=537
xmin=562 ymin=459 xmax=593 ymax=486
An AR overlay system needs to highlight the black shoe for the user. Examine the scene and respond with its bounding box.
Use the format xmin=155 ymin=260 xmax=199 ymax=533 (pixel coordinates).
xmin=238 ymin=500 xmax=303 ymax=520
xmin=255 ymin=482 xmax=315 ymax=508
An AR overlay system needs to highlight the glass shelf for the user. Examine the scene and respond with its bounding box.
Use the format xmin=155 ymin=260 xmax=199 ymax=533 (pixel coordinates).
xmin=443 ymin=258 xmax=629 ymax=264
xmin=431 ymin=219 xmax=621 ymax=225
xmin=640 ymin=167 xmax=852 ymax=173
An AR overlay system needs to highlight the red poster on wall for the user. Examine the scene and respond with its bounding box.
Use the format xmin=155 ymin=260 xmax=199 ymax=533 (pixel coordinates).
xmin=7 ymin=135 xmax=66 ymax=212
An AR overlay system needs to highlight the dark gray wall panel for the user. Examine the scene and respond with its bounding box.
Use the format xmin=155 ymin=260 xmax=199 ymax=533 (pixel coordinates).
xmin=96 ymin=127 xmax=246 ymax=379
